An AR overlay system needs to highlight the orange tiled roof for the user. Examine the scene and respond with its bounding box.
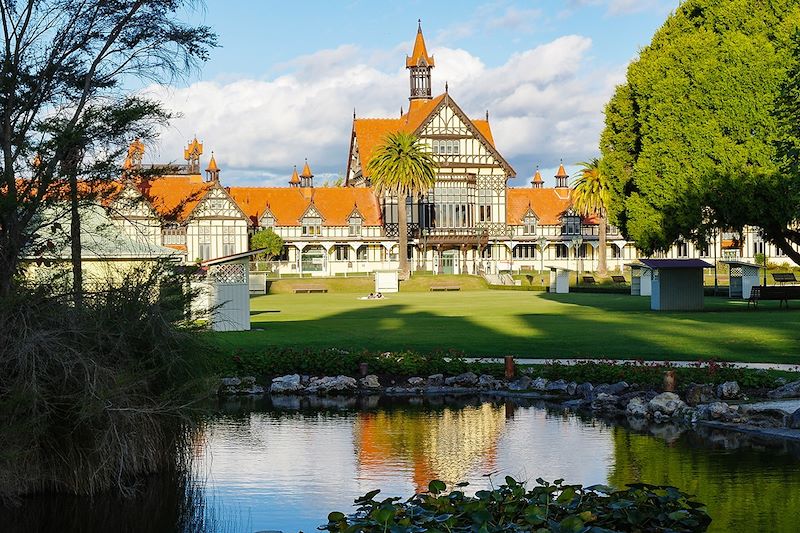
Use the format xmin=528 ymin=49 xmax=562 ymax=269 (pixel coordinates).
xmin=507 ymin=187 xmax=598 ymax=226
xmin=353 ymin=94 xmax=496 ymax=177
xmin=137 ymin=175 xmax=212 ymax=222
xmin=406 ymin=24 xmax=434 ymax=68
xmin=228 ymin=186 xmax=382 ymax=227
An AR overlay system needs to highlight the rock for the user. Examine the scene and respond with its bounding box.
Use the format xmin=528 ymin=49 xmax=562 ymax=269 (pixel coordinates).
xmin=478 ymin=374 xmax=502 ymax=390
xmin=427 ymin=374 xmax=444 ymax=386
xmin=507 ymin=376 xmax=532 ymax=391
xmin=775 ymin=377 xmax=788 ymax=386
xmin=270 ymin=374 xmax=303 ymax=394
xmin=767 ymin=380 xmax=800 ymax=399
xmin=741 ymin=407 xmax=787 ymax=427
xmin=530 ymin=377 xmax=549 ymax=391
xmin=306 ymin=375 xmax=358 ymax=394
xmin=625 ymin=397 xmax=649 ymax=418
xmin=788 ymin=408 xmax=800 ymax=430
xmin=591 ymin=393 xmax=619 ymax=412
xmin=696 ymin=402 xmax=731 ymax=421
xmin=716 ymin=381 xmax=741 ymax=400
xmin=648 ymin=392 xmax=686 ymax=418
xmin=545 ymin=379 xmax=570 ymax=393
xmin=300 ymin=375 xmax=311 ymax=385
xmin=444 ymin=372 xmax=478 ymax=387
xmin=220 ymin=377 xmax=241 ymax=387
xmin=595 ymin=381 xmax=629 ymax=396
xmin=684 ymin=383 xmax=715 ymax=406
xmin=576 ymin=382 xmax=594 ymax=399
xmin=241 ymin=376 xmax=257 ymax=386
xmin=407 ymin=377 xmax=425 ymax=387
xmin=242 ymin=384 xmax=265 ymax=395
xmin=359 ymin=375 xmax=381 ymax=389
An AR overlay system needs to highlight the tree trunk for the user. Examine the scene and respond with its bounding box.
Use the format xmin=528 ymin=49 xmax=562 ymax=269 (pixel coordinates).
xmin=398 ymin=192 xmax=409 ymax=279
xmin=598 ymin=213 xmax=608 ymax=276
xmin=69 ymin=171 xmax=83 ymax=308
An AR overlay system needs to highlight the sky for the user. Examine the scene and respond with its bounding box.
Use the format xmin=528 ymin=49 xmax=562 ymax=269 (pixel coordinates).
xmin=143 ymin=0 xmax=678 ymax=188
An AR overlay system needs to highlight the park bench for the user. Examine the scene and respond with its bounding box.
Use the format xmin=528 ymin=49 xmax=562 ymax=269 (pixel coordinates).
xmin=611 ymin=275 xmax=627 ymax=284
xmin=430 ymin=285 xmax=460 ymax=292
xmin=772 ymin=272 xmax=797 ymax=284
xmin=293 ymin=285 xmax=328 ymax=293
xmin=747 ymin=285 xmax=800 ymax=309
xmin=582 ymin=276 xmax=597 ymax=284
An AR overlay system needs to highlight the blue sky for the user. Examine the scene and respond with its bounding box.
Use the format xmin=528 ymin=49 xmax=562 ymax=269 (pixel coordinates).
xmin=148 ymin=0 xmax=677 ymax=186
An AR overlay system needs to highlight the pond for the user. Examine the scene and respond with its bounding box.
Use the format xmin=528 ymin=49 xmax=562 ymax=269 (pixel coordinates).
xmin=5 ymin=394 xmax=800 ymax=532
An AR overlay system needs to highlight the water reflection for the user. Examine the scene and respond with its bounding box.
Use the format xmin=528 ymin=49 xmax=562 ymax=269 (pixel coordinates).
xmin=4 ymin=395 xmax=800 ymax=533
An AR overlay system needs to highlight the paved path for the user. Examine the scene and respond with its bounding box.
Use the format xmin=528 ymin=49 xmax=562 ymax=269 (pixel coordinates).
xmin=470 ymin=358 xmax=800 ymax=372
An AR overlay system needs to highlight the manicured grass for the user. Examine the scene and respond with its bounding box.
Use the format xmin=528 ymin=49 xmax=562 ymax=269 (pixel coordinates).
xmin=213 ymin=291 xmax=800 ymax=364
xmin=267 ymin=274 xmax=488 ymax=293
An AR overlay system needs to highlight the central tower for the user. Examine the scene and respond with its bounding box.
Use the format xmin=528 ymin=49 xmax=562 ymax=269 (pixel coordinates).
xmin=406 ymin=20 xmax=434 ymax=100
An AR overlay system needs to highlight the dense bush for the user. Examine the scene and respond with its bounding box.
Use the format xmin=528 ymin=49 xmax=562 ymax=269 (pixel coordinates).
xmin=322 ymin=477 xmax=711 ymax=532
xmin=0 ymin=263 xmax=211 ymax=502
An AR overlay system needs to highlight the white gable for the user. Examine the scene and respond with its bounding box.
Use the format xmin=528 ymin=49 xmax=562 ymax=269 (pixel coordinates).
xmin=419 ymin=102 xmax=505 ymax=169
xmin=110 ymin=186 xmax=157 ymax=220
xmin=193 ymin=187 xmax=245 ymax=219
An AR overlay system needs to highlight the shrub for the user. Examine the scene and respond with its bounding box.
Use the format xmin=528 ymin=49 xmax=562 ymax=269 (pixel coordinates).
xmin=322 ymin=477 xmax=711 ymax=532
xmin=0 ymin=263 xmax=211 ymax=502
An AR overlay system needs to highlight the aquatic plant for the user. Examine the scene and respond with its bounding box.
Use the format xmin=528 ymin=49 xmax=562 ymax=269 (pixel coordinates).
xmin=321 ymin=477 xmax=711 ymax=532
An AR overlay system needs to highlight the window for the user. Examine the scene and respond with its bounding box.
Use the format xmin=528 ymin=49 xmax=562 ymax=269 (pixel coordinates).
xmin=432 ymin=139 xmax=460 ymax=156
xmin=481 ymin=246 xmax=493 ymax=259
xmin=698 ymin=243 xmax=710 ymax=257
xmin=302 ymin=215 xmax=321 ymax=236
xmin=162 ymin=223 xmax=186 ymax=245
xmin=577 ymin=244 xmax=588 ymax=259
xmin=676 ymin=241 xmax=689 ymax=257
xmin=561 ymin=216 xmax=581 ymax=235
xmin=334 ymin=245 xmax=350 ymax=261
xmin=611 ymin=245 xmax=622 ymax=259
xmin=222 ymin=226 xmax=237 ymax=256
xmin=555 ymin=244 xmax=569 ymax=258
xmin=357 ymin=245 xmax=368 ymax=261
xmin=753 ymin=238 xmax=765 ymax=257
xmin=198 ymin=226 xmax=211 ymax=260
xmin=512 ymin=245 xmax=536 ymax=259
xmin=261 ymin=213 xmax=275 ymax=228
xmin=348 ymin=215 xmax=362 ymax=236
xmin=523 ymin=214 xmax=537 ymax=235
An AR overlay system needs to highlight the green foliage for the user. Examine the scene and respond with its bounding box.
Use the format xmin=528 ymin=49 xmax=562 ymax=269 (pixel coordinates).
xmin=214 ymin=347 xmax=494 ymax=379
xmin=600 ymin=0 xmax=800 ymax=257
xmin=250 ymin=228 xmax=284 ymax=261
xmin=321 ymin=477 xmax=711 ymax=532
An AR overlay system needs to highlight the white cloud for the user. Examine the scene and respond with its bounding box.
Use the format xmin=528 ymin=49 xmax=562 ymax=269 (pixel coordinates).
xmin=564 ymin=0 xmax=670 ymax=16
xmin=146 ymin=33 xmax=626 ymax=187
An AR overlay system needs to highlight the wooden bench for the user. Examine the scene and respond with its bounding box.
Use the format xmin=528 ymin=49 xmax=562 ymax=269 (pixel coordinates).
xmin=611 ymin=275 xmax=627 ymax=284
xmin=772 ymin=272 xmax=797 ymax=284
xmin=748 ymin=285 xmax=800 ymax=308
xmin=430 ymin=285 xmax=460 ymax=292
xmin=582 ymin=276 xmax=597 ymax=284
xmin=293 ymin=285 xmax=328 ymax=293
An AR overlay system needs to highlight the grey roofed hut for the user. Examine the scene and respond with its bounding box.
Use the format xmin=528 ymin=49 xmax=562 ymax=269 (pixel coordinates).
xmin=721 ymin=260 xmax=763 ymax=300
xmin=639 ymin=258 xmax=712 ymax=311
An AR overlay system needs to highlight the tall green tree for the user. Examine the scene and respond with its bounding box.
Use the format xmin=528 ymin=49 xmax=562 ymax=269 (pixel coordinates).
xmin=367 ymin=132 xmax=437 ymax=279
xmin=572 ymin=158 xmax=611 ymax=275
xmin=600 ymin=0 xmax=800 ymax=261
xmin=0 ymin=0 xmax=217 ymax=298
xmin=250 ymin=228 xmax=284 ymax=265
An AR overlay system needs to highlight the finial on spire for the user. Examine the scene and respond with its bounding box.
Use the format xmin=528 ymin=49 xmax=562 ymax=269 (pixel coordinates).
xmin=400 ymin=106 xmax=404 ymax=117
xmin=418 ymin=18 xmax=422 ymax=32
xmin=353 ymin=108 xmax=356 ymax=119
xmin=445 ymin=81 xmax=448 ymax=93
xmin=485 ymin=109 xmax=489 ymax=121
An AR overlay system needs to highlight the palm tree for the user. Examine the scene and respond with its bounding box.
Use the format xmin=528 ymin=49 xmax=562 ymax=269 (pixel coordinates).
xmin=367 ymin=132 xmax=437 ymax=279
xmin=572 ymin=158 xmax=611 ymax=276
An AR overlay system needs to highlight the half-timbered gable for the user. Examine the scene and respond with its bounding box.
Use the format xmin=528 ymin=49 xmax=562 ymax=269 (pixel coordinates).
xmin=107 ymin=183 xmax=162 ymax=247
xmin=185 ymin=184 xmax=249 ymax=261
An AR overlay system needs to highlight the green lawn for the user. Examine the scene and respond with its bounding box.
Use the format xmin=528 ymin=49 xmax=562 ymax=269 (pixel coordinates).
xmin=212 ymin=291 xmax=800 ymax=364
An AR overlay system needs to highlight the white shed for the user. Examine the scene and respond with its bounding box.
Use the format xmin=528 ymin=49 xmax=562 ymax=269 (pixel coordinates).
xmin=627 ymin=262 xmax=652 ymax=297
xmin=548 ymin=266 xmax=572 ymax=294
xmin=375 ymin=270 xmax=399 ymax=293
xmin=722 ymin=260 xmax=763 ymax=300
xmin=200 ymin=250 xmax=261 ymax=332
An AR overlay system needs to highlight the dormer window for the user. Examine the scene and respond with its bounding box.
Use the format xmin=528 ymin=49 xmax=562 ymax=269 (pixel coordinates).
xmin=523 ymin=214 xmax=537 ymax=235
xmin=348 ymin=214 xmax=362 ymax=236
xmin=261 ymin=213 xmax=275 ymax=229
xmin=302 ymin=214 xmax=321 ymax=236
xmin=561 ymin=215 xmax=581 ymax=236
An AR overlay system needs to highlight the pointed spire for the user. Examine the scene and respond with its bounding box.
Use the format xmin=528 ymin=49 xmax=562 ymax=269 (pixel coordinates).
xmin=531 ymin=165 xmax=544 ymax=188
xmin=205 ymin=151 xmax=220 ymax=181
xmin=206 ymin=152 xmax=219 ymax=172
xmin=555 ymin=159 xmax=569 ymax=188
xmin=300 ymin=158 xmax=313 ymax=178
xmin=289 ymin=165 xmax=300 ymax=187
xmin=300 ymin=158 xmax=314 ymax=188
xmin=445 ymin=81 xmax=448 ymax=93
xmin=406 ymin=20 xmax=435 ymax=68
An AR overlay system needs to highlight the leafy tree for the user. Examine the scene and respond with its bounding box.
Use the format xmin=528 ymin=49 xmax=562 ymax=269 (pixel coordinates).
xmin=572 ymin=158 xmax=611 ymax=275
xmin=0 ymin=0 xmax=217 ymax=298
xmin=600 ymin=0 xmax=800 ymax=261
xmin=367 ymin=131 xmax=437 ymax=279
xmin=250 ymin=228 xmax=284 ymax=263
